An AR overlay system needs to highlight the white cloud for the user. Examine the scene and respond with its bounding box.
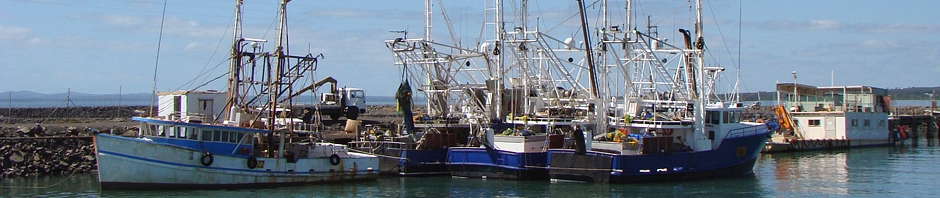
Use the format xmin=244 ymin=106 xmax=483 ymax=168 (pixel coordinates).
xmin=808 ymin=20 xmax=841 ymax=30
xmin=162 ymin=17 xmax=228 ymax=38
xmin=754 ymin=20 xmax=940 ymax=34
xmin=103 ymin=15 xmax=143 ymax=26
xmin=184 ymin=42 xmax=200 ymax=50
xmin=27 ymin=38 xmax=46 ymax=45
xmin=859 ymin=39 xmax=900 ymax=48
xmin=75 ymin=13 xmax=228 ymax=39
xmin=0 ymin=25 xmax=31 ymax=40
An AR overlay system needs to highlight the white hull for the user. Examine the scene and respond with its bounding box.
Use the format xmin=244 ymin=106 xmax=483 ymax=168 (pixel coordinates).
xmin=95 ymin=134 xmax=378 ymax=189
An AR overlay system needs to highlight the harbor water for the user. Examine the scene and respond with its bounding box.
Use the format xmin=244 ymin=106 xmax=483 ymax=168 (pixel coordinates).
xmin=3 ymin=139 xmax=939 ymax=197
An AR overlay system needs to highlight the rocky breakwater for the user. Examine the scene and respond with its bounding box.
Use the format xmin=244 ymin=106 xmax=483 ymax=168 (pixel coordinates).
xmin=0 ymin=124 xmax=135 ymax=179
xmin=0 ymin=106 xmax=152 ymax=124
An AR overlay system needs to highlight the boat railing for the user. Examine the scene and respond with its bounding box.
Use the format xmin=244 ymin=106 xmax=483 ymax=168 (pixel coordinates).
xmin=723 ymin=124 xmax=768 ymax=140
xmin=165 ymin=111 xmax=212 ymax=123
xmin=349 ymin=140 xmax=411 ymax=151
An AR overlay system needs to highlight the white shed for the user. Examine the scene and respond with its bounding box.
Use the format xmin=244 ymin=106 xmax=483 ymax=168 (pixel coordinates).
xmin=157 ymin=90 xmax=227 ymax=122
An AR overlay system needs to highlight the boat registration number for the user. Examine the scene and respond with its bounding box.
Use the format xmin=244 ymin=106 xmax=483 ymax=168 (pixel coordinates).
xmin=736 ymin=147 xmax=746 ymax=157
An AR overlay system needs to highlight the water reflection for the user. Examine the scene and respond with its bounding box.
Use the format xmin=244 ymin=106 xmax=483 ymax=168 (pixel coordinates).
xmin=5 ymin=142 xmax=940 ymax=197
xmin=759 ymin=139 xmax=940 ymax=197
xmin=602 ymin=175 xmax=765 ymax=197
xmin=0 ymin=173 xmax=100 ymax=197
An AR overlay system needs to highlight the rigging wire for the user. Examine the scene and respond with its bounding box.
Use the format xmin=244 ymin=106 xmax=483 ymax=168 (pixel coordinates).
xmin=148 ymin=0 xmax=168 ymax=116
xmin=178 ymin=16 xmax=237 ymax=91
xmin=737 ymin=0 xmax=749 ymax=96
xmin=704 ymin=0 xmax=739 ymax=76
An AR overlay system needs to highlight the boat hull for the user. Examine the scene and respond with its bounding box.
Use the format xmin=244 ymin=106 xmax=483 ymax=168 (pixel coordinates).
xmin=446 ymin=147 xmax=548 ymax=180
xmin=762 ymin=139 xmax=893 ymax=153
xmin=95 ymin=134 xmax=379 ymax=190
xmin=548 ymin=132 xmax=768 ymax=183
xmin=353 ymin=147 xmax=449 ymax=176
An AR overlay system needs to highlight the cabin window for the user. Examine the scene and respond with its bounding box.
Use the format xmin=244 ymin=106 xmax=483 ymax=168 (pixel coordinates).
xmin=221 ymin=131 xmax=230 ymax=142
xmin=213 ymin=130 xmax=222 ymax=142
xmin=148 ymin=125 xmax=158 ymax=136
xmin=707 ymin=111 xmax=720 ymax=124
xmin=351 ymin=90 xmax=364 ymax=98
xmin=159 ymin=126 xmax=168 ymax=136
xmin=730 ymin=111 xmax=740 ymax=123
xmin=187 ymin=128 xmax=198 ymax=140
xmin=808 ymin=119 xmax=821 ymax=127
xmin=851 ymin=119 xmax=858 ymax=127
xmin=169 ymin=127 xmax=179 ymax=138
xmin=229 ymin=132 xmax=240 ymax=143
xmin=722 ymin=111 xmax=730 ymax=124
xmin=864 ymin=119 xmax=870 ymax=127
xmin=793 ymin=119 xmax=799 ymax=126
xmin=201 ymin=130 xmax=212 ymax=141
xmin=181 ymin=128 xmax=189 ymax=139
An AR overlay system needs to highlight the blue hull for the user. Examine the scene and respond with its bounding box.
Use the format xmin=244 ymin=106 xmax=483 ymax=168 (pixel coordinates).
xmin=362 ymin=148 xmax=449 ymax=176
xmin=548 ymin=133 xmax=768 ymax=183
xmin=353 ymin=147 xmax=450 ymax=176
xmin=447 ymin=147 xmax=548 ymax=180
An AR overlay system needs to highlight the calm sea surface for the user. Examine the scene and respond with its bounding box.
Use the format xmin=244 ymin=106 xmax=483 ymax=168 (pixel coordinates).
xmin=3 ymin=139 xmax=940 ymax=197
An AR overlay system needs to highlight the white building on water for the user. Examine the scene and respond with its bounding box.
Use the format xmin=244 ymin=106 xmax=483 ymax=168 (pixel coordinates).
xmin=764 ymin=83 xmax=891 ymax=153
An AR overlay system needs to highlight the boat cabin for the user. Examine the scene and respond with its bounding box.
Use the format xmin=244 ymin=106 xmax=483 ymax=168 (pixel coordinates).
xmin=157 ymin=90 xmax=227 ymax=123
xmin=775 ymin=83 xmax=889 ymax=140
xmin=135 ymin=117 xmax=266 ymax=156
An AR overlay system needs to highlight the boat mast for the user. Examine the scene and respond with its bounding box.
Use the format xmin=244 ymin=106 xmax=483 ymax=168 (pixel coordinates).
xmin=423 ymin=0 xmax=434 ymax=117
xmin=624 ymin=0 xmax=634 ymax=98
xmin=521 ymin=0 xmax=528 ymax=116
xmin=576 ymin=0 xmax=599 ymax=98
xmin=693 ymin=0 xmax=707 ymax=136
xmin=269 ymin=0 xmax=289 ymax=158
xmin=574 ymin=0 xmax=603 ymax=154
xmin=493 ymin=0 xmax=504 ymax=120
xmin=424 ymin=0 xmax=432 ymax=41
xmin=225 ymin=0 xmax=244 ymax=121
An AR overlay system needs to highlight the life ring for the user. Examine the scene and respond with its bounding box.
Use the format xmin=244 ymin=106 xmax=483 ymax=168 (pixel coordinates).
xmin=329 ymin=154 xmax=341 ymax=166
xmin=200 ymin=152 xmax=214 ymax=167
xmin=238 ymin=147 xmax=251 ymax=156
xmin=246 ymin=157 xmax=258 ymax=169
xmin=662 ymin=129 xmax=673 ymax=136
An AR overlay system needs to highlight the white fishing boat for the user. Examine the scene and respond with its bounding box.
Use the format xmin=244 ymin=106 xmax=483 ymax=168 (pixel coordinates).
xmin=95 ymin=0 xmax=378 ymax=189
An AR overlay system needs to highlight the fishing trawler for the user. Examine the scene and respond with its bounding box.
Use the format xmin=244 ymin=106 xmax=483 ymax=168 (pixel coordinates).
xmin=372 ymin=0 xmax=596 ymax=179
xmin=438 ymin=0 xmax=604 ymax=180
xmin=546 ymin=0 xmax=771 ymax=183
xmin=94 ymin=0 xmax=378 ymax=189
xmin=345 ymin=0 xmax=485 ymax=176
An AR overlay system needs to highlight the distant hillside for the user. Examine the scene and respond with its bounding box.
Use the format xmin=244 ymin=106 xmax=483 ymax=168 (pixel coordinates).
xmin=0 ymin=91 xmax=426 ymax=107
xmin=888 ymin=87 xmax=940 ymax=100
xmin=3 ymin=86 xmax=935 ymax=108
xmin=735 ymin=87 xmax=940 ymax=100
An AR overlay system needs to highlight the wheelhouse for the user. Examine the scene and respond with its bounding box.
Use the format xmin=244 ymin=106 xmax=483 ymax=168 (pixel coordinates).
xmin=134 ymin=117 xmax=268 ymax=156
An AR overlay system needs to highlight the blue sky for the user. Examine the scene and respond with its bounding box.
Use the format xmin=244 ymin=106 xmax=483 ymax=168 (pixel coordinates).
xmin=1 ymin=0 xmax=937 ymax=96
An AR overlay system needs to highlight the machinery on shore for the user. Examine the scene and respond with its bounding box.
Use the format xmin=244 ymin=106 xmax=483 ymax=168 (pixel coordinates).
xmin=286 ymin=76 xmax=367 ymax=121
